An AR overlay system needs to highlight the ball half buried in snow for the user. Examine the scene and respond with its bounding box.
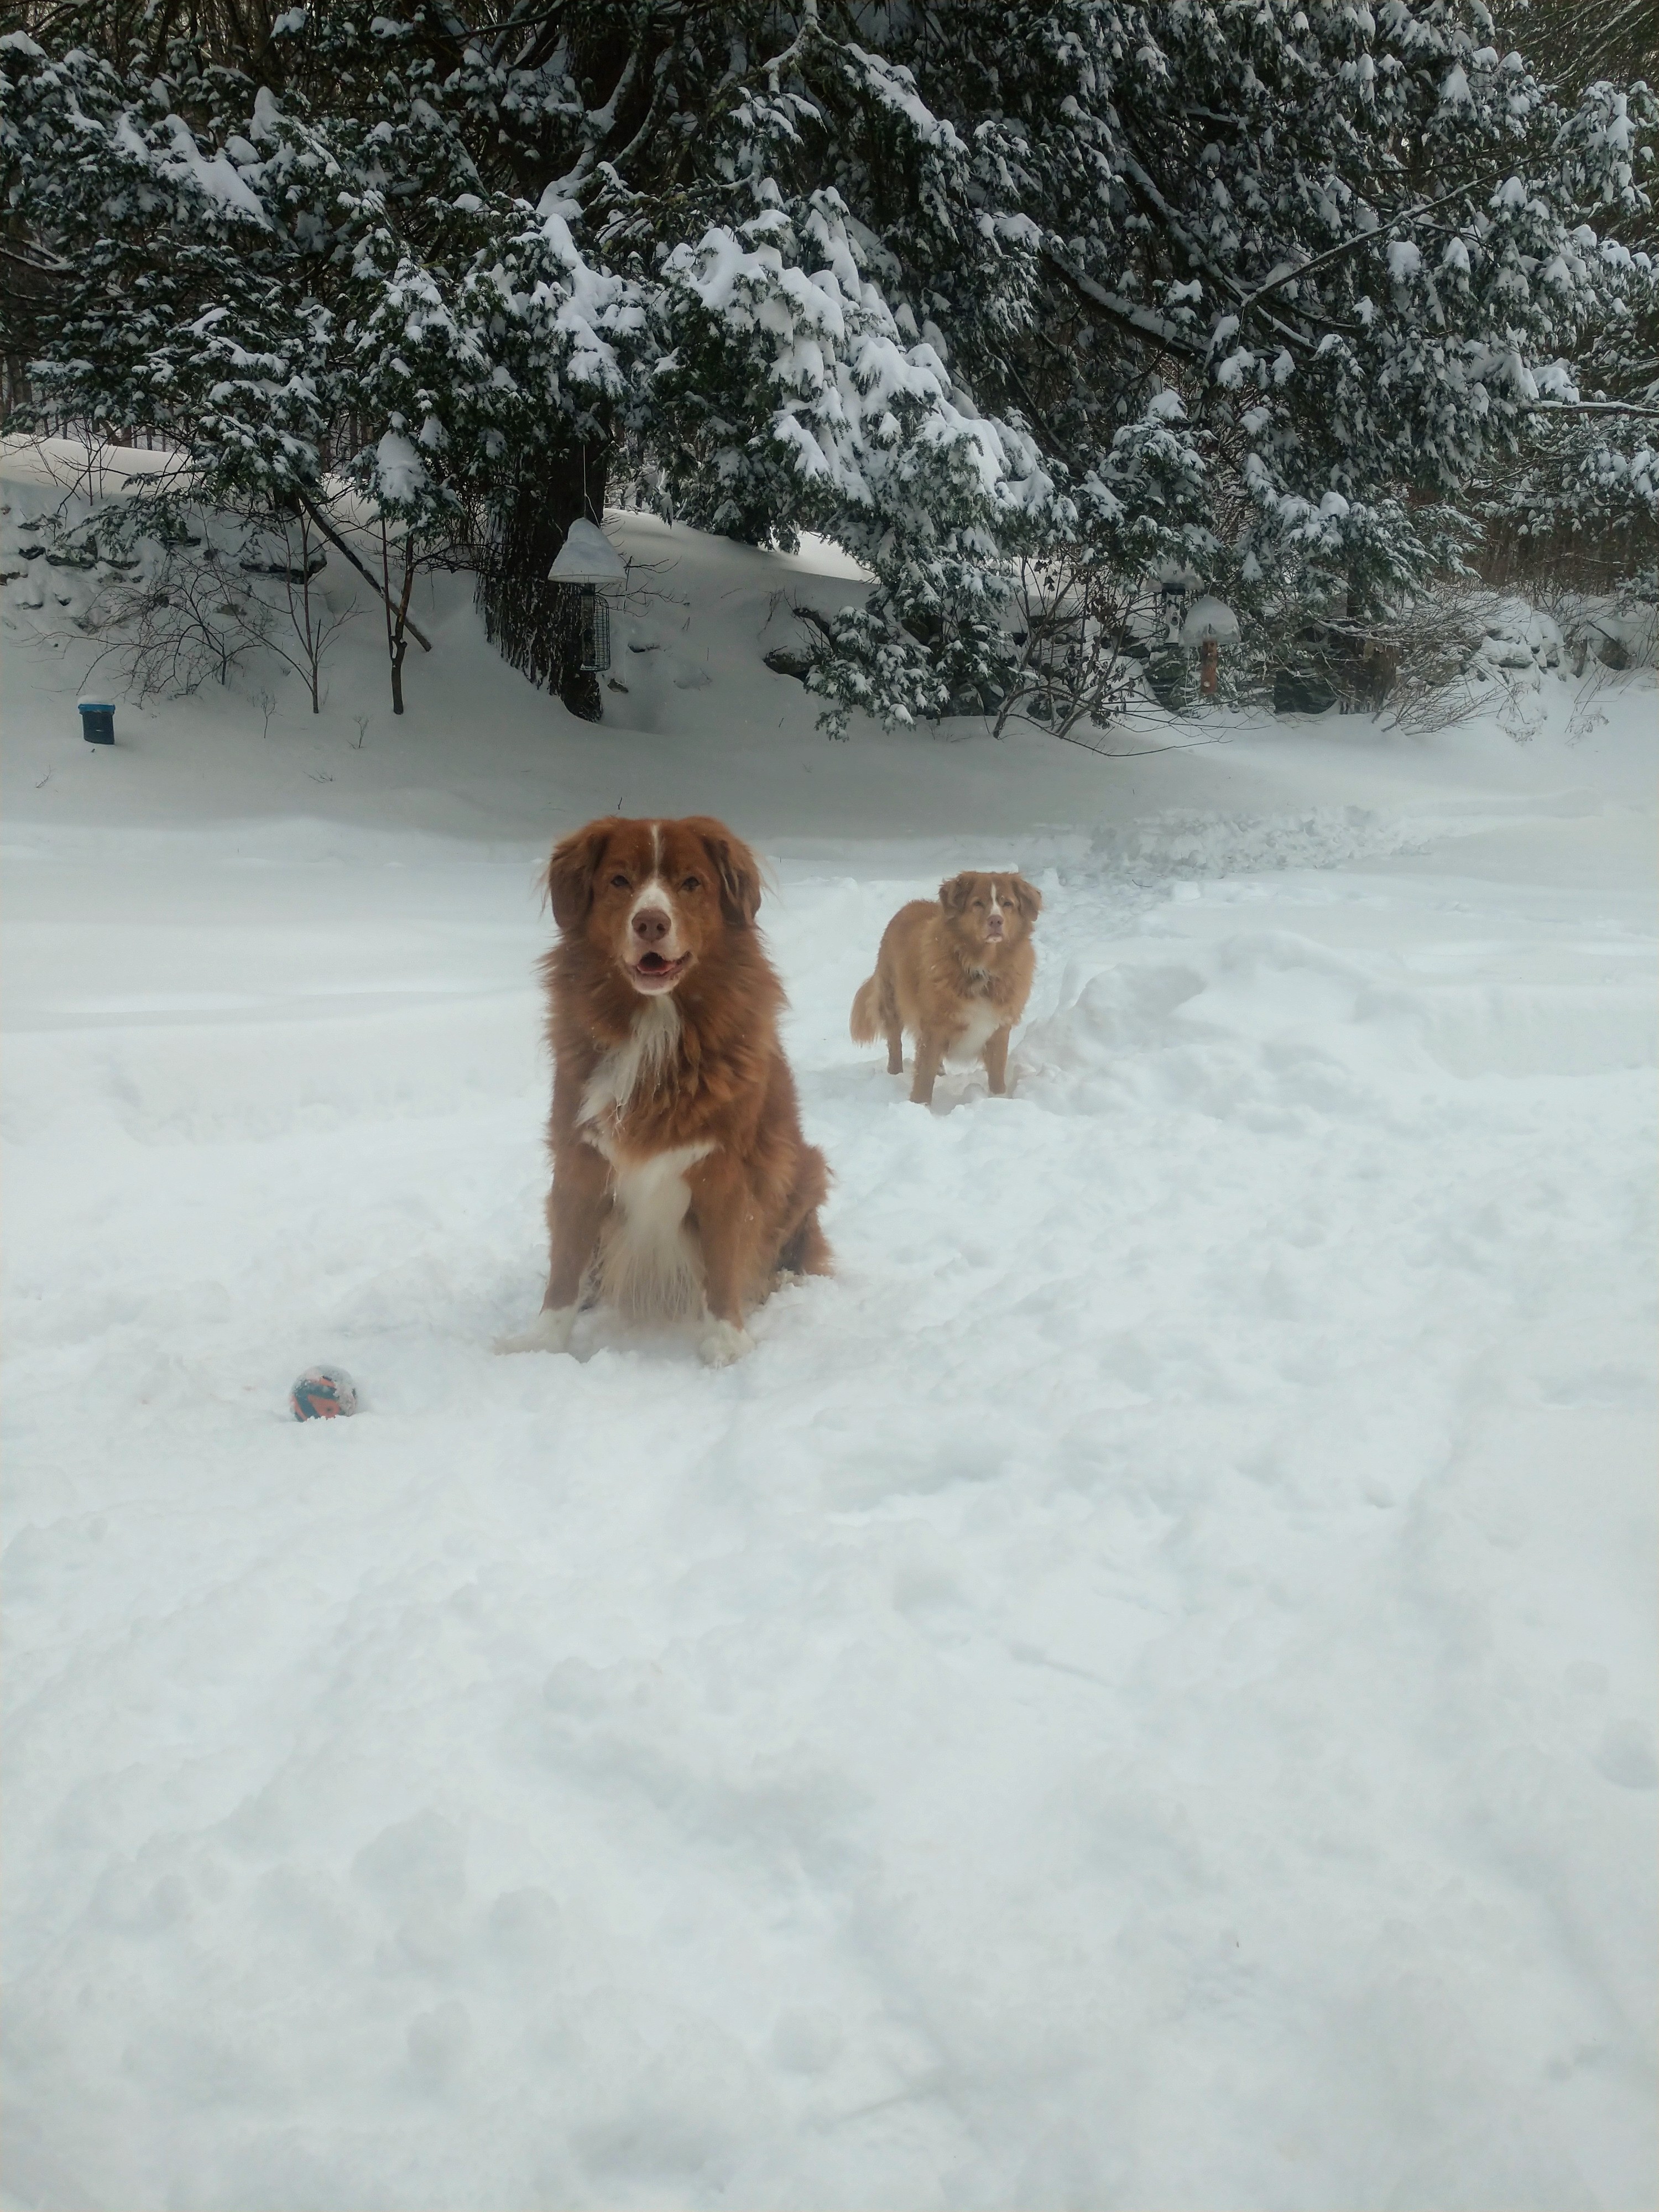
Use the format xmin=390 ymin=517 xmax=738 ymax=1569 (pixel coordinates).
xmin=290 ymin=1366 xmax=358 ymax=1421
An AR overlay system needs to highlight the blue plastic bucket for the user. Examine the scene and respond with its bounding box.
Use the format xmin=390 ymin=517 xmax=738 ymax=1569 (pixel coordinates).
xmin=79 ymin=701 xmax=115 ymax=745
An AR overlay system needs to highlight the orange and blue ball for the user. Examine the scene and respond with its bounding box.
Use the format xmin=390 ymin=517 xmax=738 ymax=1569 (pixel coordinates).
xmin=290 ymin=1366 xmax=358 ymax=1421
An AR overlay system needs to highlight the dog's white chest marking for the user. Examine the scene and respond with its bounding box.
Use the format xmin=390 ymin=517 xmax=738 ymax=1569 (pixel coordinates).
xmin=600 ymin=1140 xmax=714 ymax=1318
xmin=576 ymin=1000 xmax=712 ymax=1316
xmin=580 ymin=996 xmax=681 ymax=1128
xmin=947 ymin=997 xmax=1006 ymax=1062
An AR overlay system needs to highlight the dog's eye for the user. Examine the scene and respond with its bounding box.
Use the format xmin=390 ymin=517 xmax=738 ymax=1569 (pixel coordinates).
xmin=972 ymin=899 xmax=986 ymax=909
xmin=609 ymin=874 xmax=629 ymax=889
xmin=681 ymin=875 xmax=701 ymax=893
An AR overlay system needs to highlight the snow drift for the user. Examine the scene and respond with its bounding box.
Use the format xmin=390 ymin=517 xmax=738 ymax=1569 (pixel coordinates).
xmin=3 ymin=458 xmax=1655 ymax=2211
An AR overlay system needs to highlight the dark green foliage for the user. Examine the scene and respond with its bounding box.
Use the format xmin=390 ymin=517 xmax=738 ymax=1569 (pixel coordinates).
xmin=4 ymin=2 xmax=1654 ymax=729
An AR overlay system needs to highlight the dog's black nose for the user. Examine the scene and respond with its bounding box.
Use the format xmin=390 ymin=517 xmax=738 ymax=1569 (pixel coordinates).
xmin=632 ymin=907 xmax=671 ymax=945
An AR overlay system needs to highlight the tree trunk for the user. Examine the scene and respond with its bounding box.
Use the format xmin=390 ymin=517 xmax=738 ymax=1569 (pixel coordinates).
xmin=478 ymin=442 xmax=609 ymax=721
xmin=384 ymin=520 xmax=415 ymax=716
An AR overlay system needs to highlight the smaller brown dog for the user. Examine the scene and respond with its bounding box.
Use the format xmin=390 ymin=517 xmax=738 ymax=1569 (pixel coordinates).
xmin=851 ymin=872 xmax=1042 ymax=1106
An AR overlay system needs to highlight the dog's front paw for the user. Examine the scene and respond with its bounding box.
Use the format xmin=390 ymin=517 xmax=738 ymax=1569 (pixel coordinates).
xmin=495 ymin=1305 xmax=577 ymax=1355
xmin=698 ymin=1318 xmax=754 ymax=1368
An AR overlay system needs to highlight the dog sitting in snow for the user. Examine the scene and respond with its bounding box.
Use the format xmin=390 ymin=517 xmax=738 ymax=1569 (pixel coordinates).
xmin=851 ymin=871 xmax=1042 ymax=1106
xmin=499 ymin=816 xmax=831 ymax=1367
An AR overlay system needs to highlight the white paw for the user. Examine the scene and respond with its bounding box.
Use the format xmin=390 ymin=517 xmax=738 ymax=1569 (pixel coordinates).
xmin=494 ymin=1306 xmax=577 ymax=1355
xmin=698 ymin=1318 xmax=754 ymax=1369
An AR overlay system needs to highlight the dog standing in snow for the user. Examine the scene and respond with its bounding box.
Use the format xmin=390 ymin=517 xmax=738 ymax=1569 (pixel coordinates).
xmin=851 ymin=871 xmax=1042 ymax=1106
xmin=499 ymin=815 xmax=831 ymax=1367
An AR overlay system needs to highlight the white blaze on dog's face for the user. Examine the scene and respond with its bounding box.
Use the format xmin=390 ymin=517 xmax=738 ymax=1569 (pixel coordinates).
xmin=546 ymin=815 xmax=765 ymax=996
xmin=614 ymin=822 xmax=694 ymax=995
xmin=940 ymin=870 xmax=1044 ymax=947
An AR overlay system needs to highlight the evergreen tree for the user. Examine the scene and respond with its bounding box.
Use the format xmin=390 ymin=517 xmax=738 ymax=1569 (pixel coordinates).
xmin=3 ymin=2 xmax=1652 ymax=727
xmin=1478 ymin=1 xmax=1659 ymax=576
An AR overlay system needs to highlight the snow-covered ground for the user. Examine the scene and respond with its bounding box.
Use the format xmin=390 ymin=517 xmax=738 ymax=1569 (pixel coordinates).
xmin=4 ymin=452 xmax=1656 ymax=2210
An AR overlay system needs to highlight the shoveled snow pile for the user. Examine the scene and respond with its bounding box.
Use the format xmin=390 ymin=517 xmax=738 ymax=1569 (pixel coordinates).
xmin=3 ymin=448 xmax=1655 ymax=2210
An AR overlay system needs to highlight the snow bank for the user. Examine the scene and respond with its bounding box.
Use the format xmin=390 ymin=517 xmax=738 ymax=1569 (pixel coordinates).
xmin=3 ymin=473 xmax=1655 ymax=2210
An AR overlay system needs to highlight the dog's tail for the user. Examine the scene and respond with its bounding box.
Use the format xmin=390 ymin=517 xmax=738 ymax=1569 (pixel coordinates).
xmin=849 ymin=973 xmax=883 ymax=1045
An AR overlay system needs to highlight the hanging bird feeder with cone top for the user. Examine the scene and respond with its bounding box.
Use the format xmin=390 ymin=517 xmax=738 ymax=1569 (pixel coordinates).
xmin=548 ymin=519 xmax=628 ymax=674
xmin=1179 ymin=594 xmax=1240 ymax=697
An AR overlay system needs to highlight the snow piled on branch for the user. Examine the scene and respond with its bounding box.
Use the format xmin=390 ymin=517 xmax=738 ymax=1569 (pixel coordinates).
xmin=373 ymin=431 xmax=427 ymax=504
xmin=101 ymin=106 xmax=270 ymax=224
xmin=533 ymin=202 xmax=645 ymax=397
xmin=663 ymin=189 xmax=1050 ymax=521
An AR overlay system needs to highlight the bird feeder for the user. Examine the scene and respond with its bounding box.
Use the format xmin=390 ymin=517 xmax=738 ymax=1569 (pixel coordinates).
xmin=1178 ymin=594 xmax=1240 ymax=696
xmin=1156 ymin=566 xmax=1199 ymax=622
xmin=547 ymin=520 xmax=628 ymax=675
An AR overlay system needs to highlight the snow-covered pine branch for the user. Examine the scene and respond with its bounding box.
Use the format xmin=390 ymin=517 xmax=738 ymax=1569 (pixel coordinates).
xmin=4 ymin=1 xmax=1652 ymax=728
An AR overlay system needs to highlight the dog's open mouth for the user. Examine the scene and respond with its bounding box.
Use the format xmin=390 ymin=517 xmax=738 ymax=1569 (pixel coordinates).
xmin=628 ymin=949 xmax=692 ymax=993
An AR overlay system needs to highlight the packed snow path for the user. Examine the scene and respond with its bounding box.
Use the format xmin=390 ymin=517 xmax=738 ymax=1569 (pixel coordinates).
xmin=3 ymin=492 xmax=1655 ymax=2210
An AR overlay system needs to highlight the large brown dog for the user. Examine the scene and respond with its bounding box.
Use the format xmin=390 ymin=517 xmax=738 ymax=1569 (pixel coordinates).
xmin=851 ymin=871 xmax=1042 ymax=1106
xmin=499 ymin=816 xmax=831 ymax=1366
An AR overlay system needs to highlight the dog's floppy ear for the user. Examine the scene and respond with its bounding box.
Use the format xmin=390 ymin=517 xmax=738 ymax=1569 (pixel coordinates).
xmin=939 ymin=872 xmax=974 ymax=914
xmin=545 ymin=819 xmax=617 ymax=931
xmin=690 ymin=818 xmax=763 ymax=927
xmin=1010 ymin=875 xmax=1044 ymax=921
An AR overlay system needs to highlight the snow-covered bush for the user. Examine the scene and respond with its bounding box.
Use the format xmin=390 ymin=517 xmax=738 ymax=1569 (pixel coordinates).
xmin=1474 ymin=599 xmax=1565 ymax=675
